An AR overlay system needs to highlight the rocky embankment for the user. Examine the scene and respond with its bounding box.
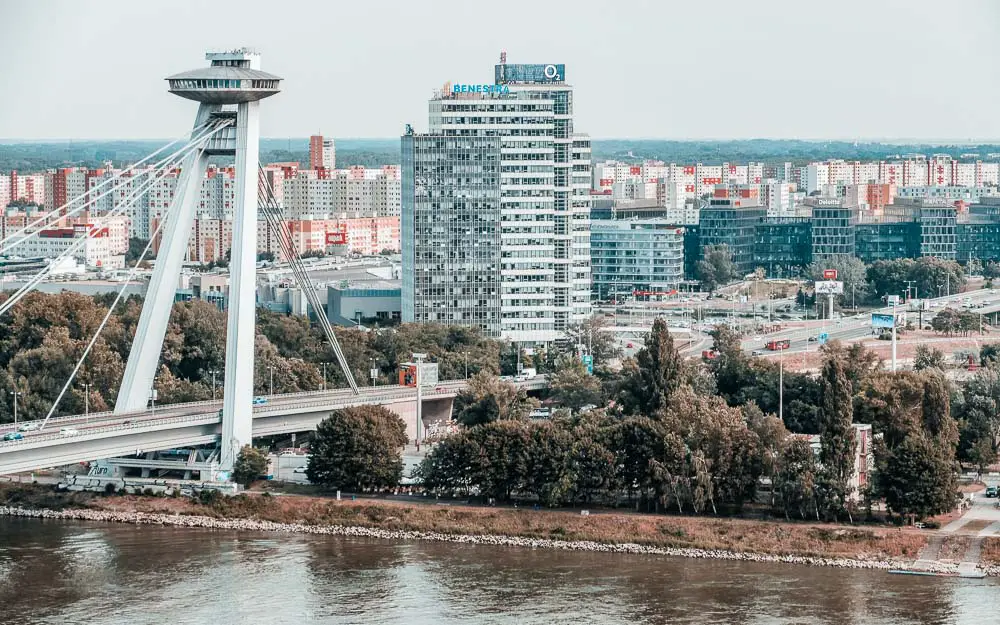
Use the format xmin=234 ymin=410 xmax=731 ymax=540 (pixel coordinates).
xmin=5 ymin=504 xmax=991 ymax=575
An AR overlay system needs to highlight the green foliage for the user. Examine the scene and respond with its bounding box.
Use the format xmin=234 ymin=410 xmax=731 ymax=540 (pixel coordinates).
xmin=877 ymin=433 xmax=958 ymax=520
xmin=913 ymin=345 xmax=946 ymax=371
xmin=233 ymin=445 xmax=269 ymax=487
xmin=549 ymin=358 xmax=602 ymax=412
xmin=818 ymin=354 xmax=856 ymax=518
xmin=867 ymin=257 xmax=965 ymax=303
xmin=930 ymin=307 xmax=981 ymax=336
xmin=696 ymin=245 xmax=736 ymax=292
xmin=617 ymin=318 xmax=684 ymax=415
xmin=306 ymin=405 xmax=407 ymax=491
xmin=125 ymin=238 xmax=150 ymax=265
xmin=808 ymin=256 xmax=869 ymax=306
xmin=453 ymin=372 xmax=537 ymax=427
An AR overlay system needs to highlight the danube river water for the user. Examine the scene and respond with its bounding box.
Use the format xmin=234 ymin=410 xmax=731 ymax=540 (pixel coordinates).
xmin=0 ymin=517 xmax=997 ymax=625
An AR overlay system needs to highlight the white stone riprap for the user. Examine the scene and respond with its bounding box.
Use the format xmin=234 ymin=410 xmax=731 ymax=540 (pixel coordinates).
xmin=0 ymin=505 xmax=990 ymax=575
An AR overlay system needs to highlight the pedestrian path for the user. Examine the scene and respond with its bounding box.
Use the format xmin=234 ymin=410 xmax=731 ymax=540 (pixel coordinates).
xmin=979 ymin=521 xmax=1000 ymax=537
xmin=942 ymin=516 xmax=972 ymax=533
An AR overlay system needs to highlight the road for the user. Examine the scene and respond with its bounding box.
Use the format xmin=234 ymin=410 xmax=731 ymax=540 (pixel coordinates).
xmin=738 ymin=288 xmax=1000 ymax=356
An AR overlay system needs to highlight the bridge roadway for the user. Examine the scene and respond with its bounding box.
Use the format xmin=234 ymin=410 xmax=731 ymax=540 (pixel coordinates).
xmin=0 ymin=377 xmax=548 ymax=475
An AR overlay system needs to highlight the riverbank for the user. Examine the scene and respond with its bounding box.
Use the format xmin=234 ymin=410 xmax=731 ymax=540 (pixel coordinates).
xmin=4 ymin=483 xmax=985 ymax=574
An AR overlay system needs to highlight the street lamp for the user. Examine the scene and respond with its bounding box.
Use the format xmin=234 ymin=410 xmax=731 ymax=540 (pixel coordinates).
xmin=268 ymin=365 xmax=275 ymax=396
xmin=209 ymin=369 xmax=219 ymax=401
xmin=370 ymin=357 xmax=376 ymax=387
xmin=463 ymin=351 xmax=469 ymax=379
xmin=321 ymin=362 xmax=328 ymax=391
xmin=412 ymin=352 xmax=426 ymax=452
xmin=9 ymin=390 xmax=21 ymax=426
xmin=83 ymin=383 xmax=91 ymax=420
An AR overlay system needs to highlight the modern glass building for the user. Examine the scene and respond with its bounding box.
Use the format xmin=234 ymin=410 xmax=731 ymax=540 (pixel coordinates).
xmin=918 ymin=204 xmax=957 ymax=260
xmin=754 ymin=217 xmax=812 ymax=277
xmin=402 ymin=57 xmax=591 ymax=346
xmin=401 ymin=133 xmax=502 ymax=333
xmin=699 ymin=190 xmax=766 ymax=276
xmin=591 ymin=219 xmax=685 ymax=299
xmin=810 ymin=199 xmax=857 ymax=260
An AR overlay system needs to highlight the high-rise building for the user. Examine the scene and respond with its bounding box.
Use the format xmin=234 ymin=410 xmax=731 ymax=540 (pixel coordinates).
xmin=309 ymin=134 xmax=335 ymax=170
xmin=402 ymin=57 xmax=591 ymax=345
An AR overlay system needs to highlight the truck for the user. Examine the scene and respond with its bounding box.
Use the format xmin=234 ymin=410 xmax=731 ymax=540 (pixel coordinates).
xmin=515 ymin=368 xmax=537 ymax=381
xmin=701 ymin=349 xmax=718 ymax=361
xmin=766 ymin=339 xmax=790 ymax=351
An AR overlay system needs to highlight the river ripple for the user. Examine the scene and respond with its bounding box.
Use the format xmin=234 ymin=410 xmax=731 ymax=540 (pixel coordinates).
xmin=0 ymin=517 xmax=997 ymax=625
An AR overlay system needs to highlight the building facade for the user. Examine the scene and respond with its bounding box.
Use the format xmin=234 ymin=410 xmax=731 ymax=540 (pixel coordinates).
xmin=591 ymin=219 xmax=684 ymax=299
xmin=402 ymin=58 xmax=591 ymax=346
xmin=698 ymin=187 xmax=765 ymax=276
xmin=309 ymin=135 xmax=336 ymax=170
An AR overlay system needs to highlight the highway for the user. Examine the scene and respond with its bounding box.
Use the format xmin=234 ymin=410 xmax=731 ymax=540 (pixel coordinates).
xmin=0 ymin=377 xmax=548 ymax=475
xmin=738 ymin=288 xmax=1000 ymax=356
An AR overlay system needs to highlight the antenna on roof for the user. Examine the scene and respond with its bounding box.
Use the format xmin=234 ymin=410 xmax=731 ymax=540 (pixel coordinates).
xmin=500 ymin=50 xmax=506 ymax=64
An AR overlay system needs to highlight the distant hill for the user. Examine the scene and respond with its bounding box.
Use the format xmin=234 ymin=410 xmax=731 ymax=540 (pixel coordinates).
xmin=3 ymin=138 xmax=1000 ymax=172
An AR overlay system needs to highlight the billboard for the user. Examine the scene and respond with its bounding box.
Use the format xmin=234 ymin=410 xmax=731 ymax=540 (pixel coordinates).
xmin=814 ymin=281 xmax=844 ymax=295
xmin=872 ymin=313 xmax=895 ymax=328
xmin=495 ymin=63 xmax=565 ymax=84
xmin=823 ymin=269 xmax=838 ymax=280
xmin=326 ymin=231 xmax=347 ymax=245
xmin=581 ymin=354 xmax=593 ymax=375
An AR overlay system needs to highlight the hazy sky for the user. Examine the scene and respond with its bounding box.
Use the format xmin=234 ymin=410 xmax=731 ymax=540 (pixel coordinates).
xmin=2 ymin=0 xmax=999 ymax=141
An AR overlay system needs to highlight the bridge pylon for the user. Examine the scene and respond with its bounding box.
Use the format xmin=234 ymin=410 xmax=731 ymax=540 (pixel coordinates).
xmin=114 ymin=48 xmax=282 ymax=473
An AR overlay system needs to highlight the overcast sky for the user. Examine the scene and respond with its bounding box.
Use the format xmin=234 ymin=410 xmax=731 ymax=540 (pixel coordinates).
xmin=2 ymin=0 xmax=999 ymax=141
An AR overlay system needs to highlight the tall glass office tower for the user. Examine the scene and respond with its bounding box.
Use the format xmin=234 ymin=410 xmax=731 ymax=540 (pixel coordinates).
xmin=402 ymin=56 xmax=591 ymax=347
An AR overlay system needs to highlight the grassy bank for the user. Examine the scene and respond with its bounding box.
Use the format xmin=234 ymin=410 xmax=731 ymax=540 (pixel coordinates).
xmin=0 ymin=484 xmax=928 ymax=562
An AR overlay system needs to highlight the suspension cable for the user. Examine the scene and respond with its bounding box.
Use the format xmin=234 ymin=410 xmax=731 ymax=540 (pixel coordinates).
xmin=0 ymin=124 xmax=230 ymax=317
xmin=0 ymin=120 xmax=226 ymax=255
xmin=257 ymin=167 xmax=360 ymax=394
xmin=38 ymin=212 xmax=171 ymax=430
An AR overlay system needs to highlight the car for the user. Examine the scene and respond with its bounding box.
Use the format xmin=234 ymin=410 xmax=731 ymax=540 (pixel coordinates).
xmin=752 ymin=336 xmax=763 ymax=342
xmin=434 ymin=386 xmax=444 ymax=392
xmin=17 ymin=422 xmax=39 ymax=432
xmin=3 ymin=432 xmax=23 ymax=441
xmin=293 ymin=466 xmax=308 ymax=474
xmin=986 ymin=486 xmax=999 ymax=498
xmin=626 ymin=342 xmax=634 ymax=348
xmin=59 ymin=428 xmax=79 ymax=437
xmin=252 ymin=397 xmax=268 ymax=406
xmin=751 ymin=350 xmax=763 ymax=356
xmin=122 ymin=419 xmax=133 ymax=425
xmin=807 ymin=335 xmax=818 ymax=342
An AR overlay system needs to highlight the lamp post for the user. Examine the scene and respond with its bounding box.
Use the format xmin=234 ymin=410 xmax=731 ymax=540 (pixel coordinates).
xmin=83 ymin=383 xmax=90 ymax=420
xmin=9 ymin=390 xmax=21 ymax=426
xmin=321 ymin=362 xmax=328 ymax=391
xmin=268 ymin=366 xmax=275 ymax=396
xmin=412 ymin=352 xmax=426 ymax=452
xmin=463 ymin=351 xmax=469 ymax=379
xmin=370 ymin=357 xmax=376 ymax=387
xmin=209 ymin=369 xmax=219 ymax=402
xmin=778 ymin=344 xmax=784 ymax=424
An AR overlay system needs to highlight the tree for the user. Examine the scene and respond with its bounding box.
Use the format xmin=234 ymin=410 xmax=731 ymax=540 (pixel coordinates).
xmin=809 ymin=256 xmax=869 ymax=306
xmin=233 ymin=445 xmax=269 ymax=487
xmin=818 ymin=355 xmax=855 ymax=518
xmin=913 ymin=345 xmax=946 ymax=371
xmin=562 ymin=316 xmax=621 ymax=365
xmin=696 ymin=245 xmax=735 ymax=291
xmin=774 ymin=437 xmax=820 ymax=520
xmin=954 ymin=367 xmax=1000 ymax=470
xmin=453 ymin=371 xmax=537 ymax=427
xmin=306 ymin=405 xmax=407 ymax=491
xmin=618 ymin=318 xmax=684 ymax=415
xmin=125 ymin=238 xmax=151 ymax=265
xmin=877 ymin=433 xmax=958 ymax=520
xmin=257 ymin=251 xmax=276 ymax=262
xmin=549 ymin=358 xmax=602 ymax=411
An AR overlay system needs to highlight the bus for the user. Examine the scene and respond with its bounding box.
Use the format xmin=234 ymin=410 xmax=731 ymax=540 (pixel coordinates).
xmin=766 ymin=339 xmax=790 ymax=351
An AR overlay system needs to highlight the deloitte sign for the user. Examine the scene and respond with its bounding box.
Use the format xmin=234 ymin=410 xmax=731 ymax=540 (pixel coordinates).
xmin=452 ymin=83 xmax=510 ymax=95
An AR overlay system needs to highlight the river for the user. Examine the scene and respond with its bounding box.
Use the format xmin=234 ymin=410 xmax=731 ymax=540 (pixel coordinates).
xmin=0 ymin=517 xmax=997 ymax=625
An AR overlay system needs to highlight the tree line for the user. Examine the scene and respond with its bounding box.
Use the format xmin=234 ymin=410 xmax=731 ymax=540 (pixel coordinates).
xmin=414 ymin=319 xmax=961 ymax=522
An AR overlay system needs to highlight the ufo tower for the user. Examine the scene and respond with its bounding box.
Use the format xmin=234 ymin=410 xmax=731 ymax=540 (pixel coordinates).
xmin=115 ymin=49 xmax=281 ymax=472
